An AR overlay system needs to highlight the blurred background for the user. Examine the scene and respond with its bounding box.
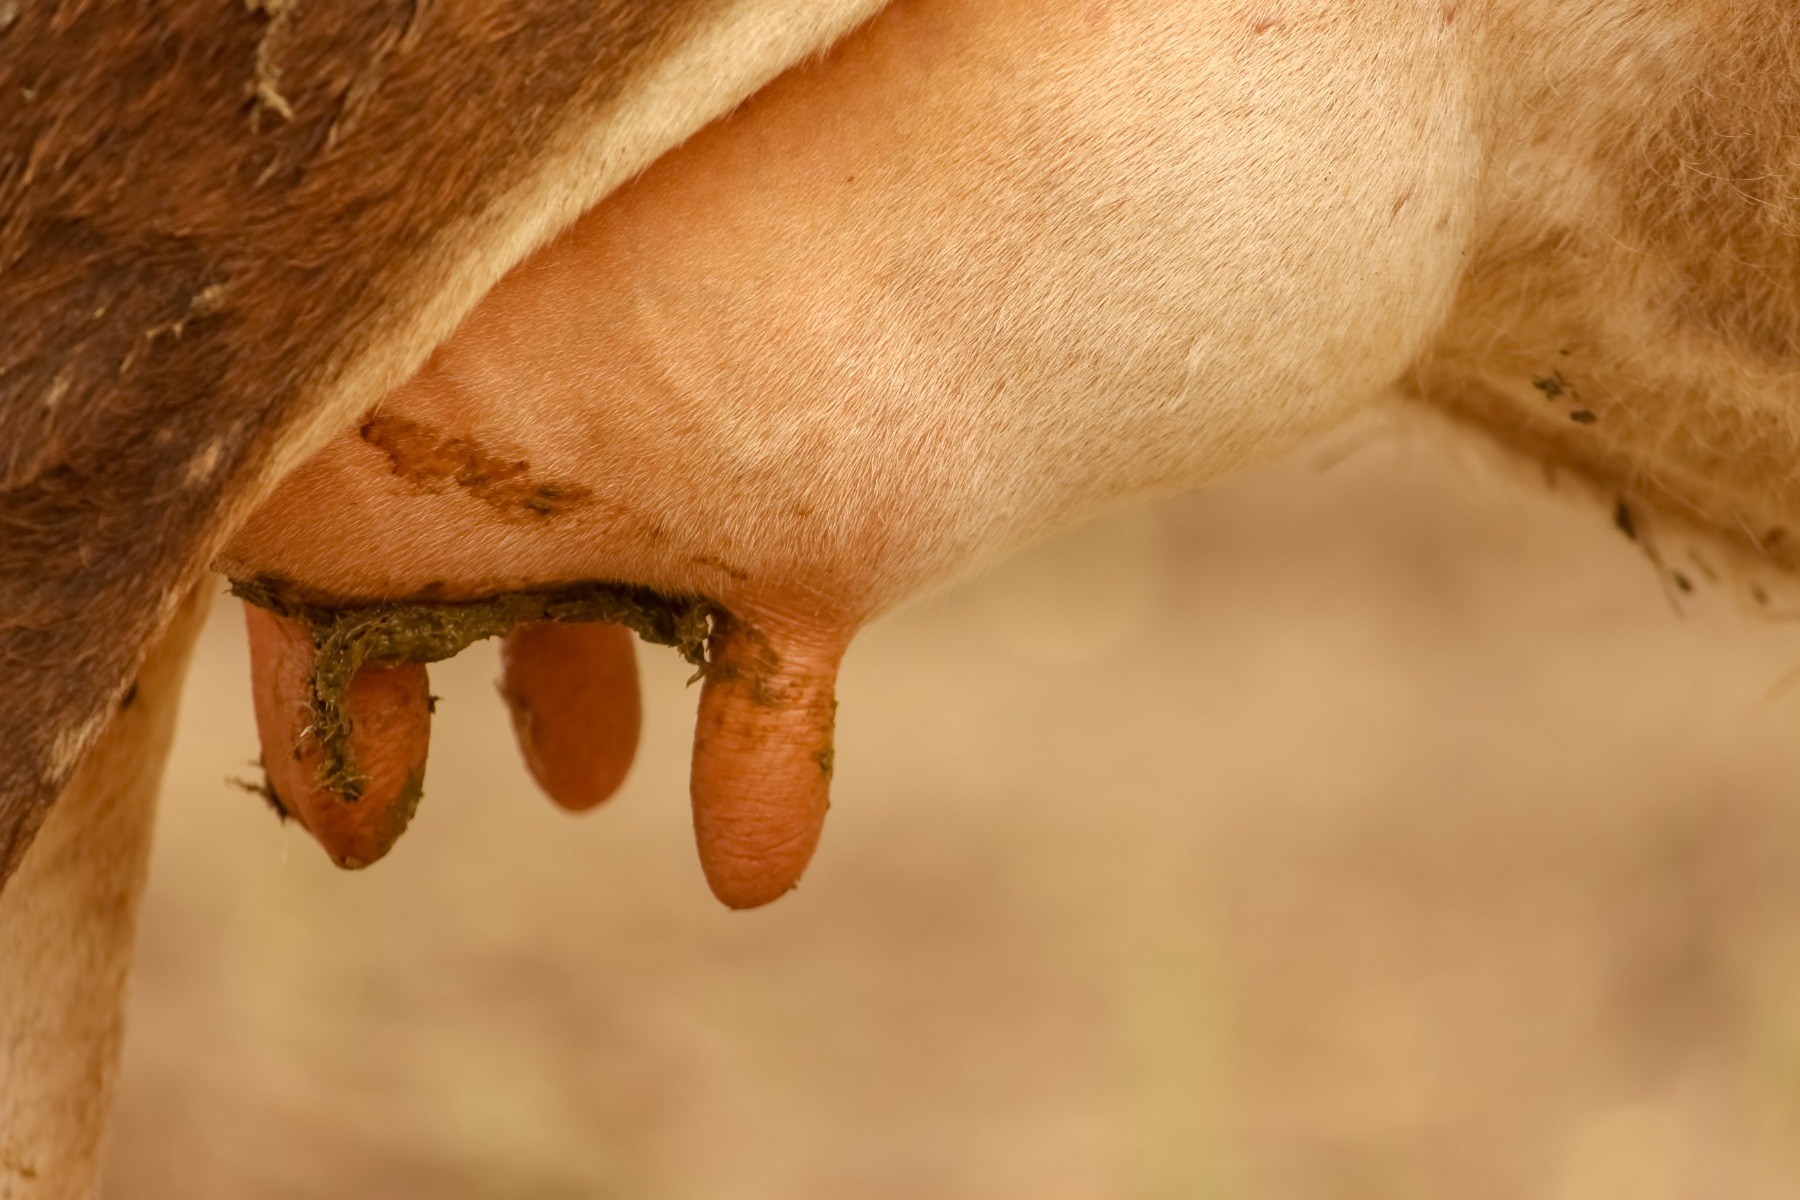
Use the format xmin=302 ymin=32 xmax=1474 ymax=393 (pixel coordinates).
xmin=104 ymin=429 xmax=1800 ymax=1199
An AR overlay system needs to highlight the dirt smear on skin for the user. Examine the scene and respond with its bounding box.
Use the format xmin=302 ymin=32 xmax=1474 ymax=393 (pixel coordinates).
xmin=231 ymin=577 xmax=718 ymax=800
xmin=359 ymin=413 xmax=595 ymax=521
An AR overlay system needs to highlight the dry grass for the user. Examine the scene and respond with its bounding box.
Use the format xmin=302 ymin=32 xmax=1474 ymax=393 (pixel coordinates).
xmin=105 ymin=436 xmax=1800 ymax=1199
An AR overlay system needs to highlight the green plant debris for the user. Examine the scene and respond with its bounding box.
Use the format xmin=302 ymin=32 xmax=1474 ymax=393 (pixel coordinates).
xmin=230 ymin=577 xmax=718 ymax=800
xmin=227 ymin=765 xmax=289 ymax=821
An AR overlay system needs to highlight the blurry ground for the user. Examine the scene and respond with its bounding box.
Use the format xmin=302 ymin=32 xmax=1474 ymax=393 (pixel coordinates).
xmin=105 ymin=433 xmax=1800 ymax=1200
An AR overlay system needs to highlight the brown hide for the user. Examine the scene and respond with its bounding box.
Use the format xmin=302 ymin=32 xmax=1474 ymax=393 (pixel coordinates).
xmin=0 ymin=0 xmax=721 ymax=886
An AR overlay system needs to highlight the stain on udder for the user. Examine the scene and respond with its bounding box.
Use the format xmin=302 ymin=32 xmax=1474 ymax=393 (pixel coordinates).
xmin=706 ymin=619 xmax=791 ymax=710
xmin=689 ymin=553 xmax=751 ymax=583
xmin=359 ymin=413 xmax=592 ymax=522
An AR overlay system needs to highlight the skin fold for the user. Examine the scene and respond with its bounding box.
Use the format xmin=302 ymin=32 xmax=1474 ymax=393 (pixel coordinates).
xmin=219 ymin=0 xmax=1475 ymax=904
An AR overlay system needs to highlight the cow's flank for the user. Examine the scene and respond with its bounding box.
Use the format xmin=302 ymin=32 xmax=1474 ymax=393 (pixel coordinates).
xmin=1410 ymin=3 xmax=1800 ymax=575
xmin=0 ymin=0 xmax=884 ymax=888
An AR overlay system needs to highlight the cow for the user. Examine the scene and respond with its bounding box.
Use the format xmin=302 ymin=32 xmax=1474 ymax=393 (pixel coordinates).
xmin=6 ymin=0 xmax=1800 ymax=1193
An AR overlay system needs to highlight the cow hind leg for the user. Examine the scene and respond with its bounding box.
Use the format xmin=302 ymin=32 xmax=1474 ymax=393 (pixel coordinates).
xmin=0 ymin=583 xmax=211 ymax=1200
